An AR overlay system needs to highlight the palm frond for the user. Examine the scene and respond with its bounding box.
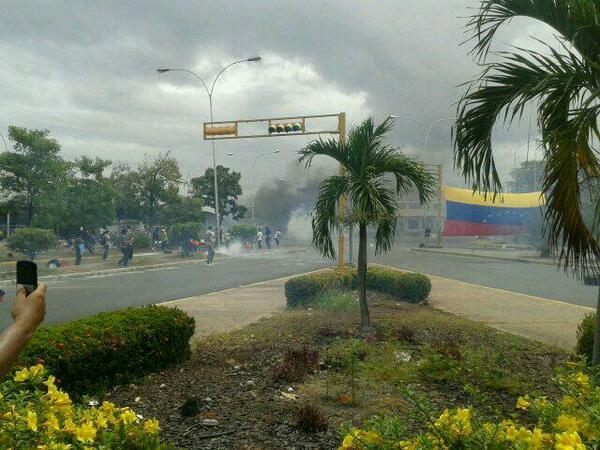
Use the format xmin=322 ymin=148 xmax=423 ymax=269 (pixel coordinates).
xmin=311 ymin=175 xmax=350 ymax=259
xmin=299 ymin=138 xmax=347 ymax=170
xmin=453 ymin=44 xmax=593 ymax=195
xmin=468 ymin=0 xmax=600 ymax=62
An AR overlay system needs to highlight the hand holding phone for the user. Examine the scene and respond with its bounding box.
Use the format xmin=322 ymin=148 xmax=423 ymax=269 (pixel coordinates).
xmin=16 ymin=261 xmax=38 ymax=296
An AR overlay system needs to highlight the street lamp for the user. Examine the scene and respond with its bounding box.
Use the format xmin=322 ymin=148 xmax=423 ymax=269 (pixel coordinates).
xmin=157 ymin=55 xmax=261 ymax=245
xmin=227 ymin=150 xmax=280 ymax=224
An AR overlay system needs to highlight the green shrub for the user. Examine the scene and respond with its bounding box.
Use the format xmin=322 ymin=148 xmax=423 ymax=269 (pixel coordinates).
xmin=17 ymin=305 xmax=195 ymax=396
xmin=7 ymin=227 xmax=56 ymax=260
xmin=285 ymin=267 xmax=430 ymax=307
xmin=576 ymin=313 xmax=596 ymax=364
xmin=365 ymin=267 xmax=431 ymax=303
xmin=285 ymin=270 xmax=356 ymax=307
xmin=311 ymin=289 xmax=358 ymax=312
xmin=230 ymin=223 xmax=257 ymax=242
xmin=131 ymin=232 xmax=152 ymax=249
xmin=170 ymin=222 xmax=204 ymax=245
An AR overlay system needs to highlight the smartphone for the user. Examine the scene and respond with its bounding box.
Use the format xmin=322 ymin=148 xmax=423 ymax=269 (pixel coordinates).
xmin=16 ymin=260 xmax=38 ymax=296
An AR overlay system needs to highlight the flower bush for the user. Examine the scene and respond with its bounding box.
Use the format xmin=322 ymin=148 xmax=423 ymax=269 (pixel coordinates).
xmin=339 ymin=363 xmax=599 ymax=449
xmin=0 ymin=364 xmax=172 ymax=449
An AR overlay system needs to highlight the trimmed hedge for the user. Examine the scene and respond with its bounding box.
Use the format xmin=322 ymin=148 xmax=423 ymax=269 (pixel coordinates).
xmin=17 ymin=305 xmax=195 ymax=396
xmin=576 ymin=313 xmax=595 ymax=364
xmin=285 ymin=266 xmax=431 ymax=307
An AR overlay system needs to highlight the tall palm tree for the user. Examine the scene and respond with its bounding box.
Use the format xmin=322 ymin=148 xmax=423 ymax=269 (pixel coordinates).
xmin=453 ymin=0 xmax=600 ymax=363
xmin=300 ymin=117 xmax=436 ymax=330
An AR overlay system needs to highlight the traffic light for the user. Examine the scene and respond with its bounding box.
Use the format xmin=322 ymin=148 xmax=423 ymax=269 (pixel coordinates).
xmin=268 ymin=122 xmax=303 ymax=134
xmin=205 ymin=125 xmax=236 ymax=137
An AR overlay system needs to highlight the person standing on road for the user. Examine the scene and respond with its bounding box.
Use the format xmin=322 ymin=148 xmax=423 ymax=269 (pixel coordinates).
xmin=274 ymin=229 xmax=281 ymax=246
xmin=0 ymin=289 xmax=5 ymax=303
xmin=99 ymin=228 xmax=111 ymax=261
xmin=73 ymin=238 xmax=83 ymax=266
xmin=256 ymin=229 xmax=264 ymax=250
xmin=118 ymin=237 xmax=131 ymax=267
xmin=159 ymin=228 xmax=168 ymax=252
xmin=205 ymin=226 xmax=215 ymax=265
xmin=265 ymin=226 xmax=272 ymax=249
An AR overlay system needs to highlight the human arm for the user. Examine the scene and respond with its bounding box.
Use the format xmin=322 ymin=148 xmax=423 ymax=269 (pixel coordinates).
xmin=0 ymin=284 xmax=47 ymax=378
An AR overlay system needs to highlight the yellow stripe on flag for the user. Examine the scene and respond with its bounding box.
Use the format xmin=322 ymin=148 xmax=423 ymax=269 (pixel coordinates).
xmin=443 ymin=186 xmax=545 ymax=208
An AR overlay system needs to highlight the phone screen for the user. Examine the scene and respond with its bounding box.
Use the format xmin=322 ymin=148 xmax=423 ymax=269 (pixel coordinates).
xmin=16 ymin=260 xmax=38 ymax=295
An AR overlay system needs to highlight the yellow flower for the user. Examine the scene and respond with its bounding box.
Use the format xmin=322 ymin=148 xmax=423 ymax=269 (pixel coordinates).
xmin=62 ymin=418 xmax=77 ymax=434
xmin=26 ymin=410 xmax=37 ymax=432
xmin=99 ymin=401 xmax=116 ymax=414
xmin=554 ymin=431 xmax=585 ymax=450
xmin=362 ymin=430 xmax=382 ymax=444
xmin=516 ymin=395 xmax=531 ymax=410
xmin=44 ymin=413 xmax=60 ymax=432
xmin=574 ymin=372 xmax=589 ymax=388
xmin=340 ymin=432 xmax=357 ymax=449
xmin=14 ymin=367 xmax=30 ymax=382
xmin=96 ymin=413 xmax=108 ymax=429
xmin=561 ymin=395 xmax=577 ymax=408
xmin=29 ymin=364 xmax=45 ymax=377
xmin=143 ymin=418 xmax=160 ymax=434
xmin=119 ymin=409 xmax=138 ymax=425
xmin=75 ymin=421 xmax=97 ymax=443
xmin=555 ymin=415 xmax=581 ymax=433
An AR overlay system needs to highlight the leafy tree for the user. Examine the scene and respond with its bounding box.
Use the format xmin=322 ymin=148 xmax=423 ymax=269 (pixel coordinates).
xmin=7 ymin=227 xmax=56 ymax=260
xmin=300 ymin=117 xmax=436 ymax=330
xmin=453 ymin=0 xmax=600 ymax=363
xmin=76 ymin=156 xmax=112 ymax=180
xmin=0 ymin=127 xmax=69 ymax=224
xmin=110 ymin=164 xmax=144 ymax=221
xmin=190 ymin=165 xmax=246 ymax=222
xmin=156 ymin=195 xmax=204 ymax=226
xmin=35 ymin=157 xmax=117 ymax=237
xmin=170 ymin=222 xmax=204 ymax=246
xmin=135 ymin=153 xmax=182 ymax=229
xmin=230 ymin=223 xmax=257 ymax=242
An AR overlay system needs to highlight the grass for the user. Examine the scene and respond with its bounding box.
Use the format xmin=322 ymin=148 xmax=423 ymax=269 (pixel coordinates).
xmin=309 ymin=289 xmax=358 ymax=312
xmin=111 ymin=291 xmax=568 ymax=449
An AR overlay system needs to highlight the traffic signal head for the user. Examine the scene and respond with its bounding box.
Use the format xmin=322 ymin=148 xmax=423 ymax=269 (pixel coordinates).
xmin=268 ymin=122 xmax=304 ymax=134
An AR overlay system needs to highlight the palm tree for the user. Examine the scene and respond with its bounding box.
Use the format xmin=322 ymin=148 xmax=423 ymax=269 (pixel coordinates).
xmin=453 ymin=0 xmax=600 ymax=363
xmin=300 ymin=117 xmax=436 ymax=330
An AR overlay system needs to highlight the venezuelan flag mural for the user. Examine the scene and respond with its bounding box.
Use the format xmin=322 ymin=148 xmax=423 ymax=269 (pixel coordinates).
xmin=442 ymin=187 xmax=545 ymax=236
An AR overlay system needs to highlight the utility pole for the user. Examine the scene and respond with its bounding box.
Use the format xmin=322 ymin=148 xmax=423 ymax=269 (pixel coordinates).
xmin=436 ymin=165 xmax=444 ymax=248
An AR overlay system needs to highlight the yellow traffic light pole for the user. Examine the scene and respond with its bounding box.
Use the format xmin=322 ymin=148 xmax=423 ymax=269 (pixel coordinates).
xmin=203 ymin=112 xmax=347 ymax=269
xmin=337 ymin=112 xmax=346 ymax=270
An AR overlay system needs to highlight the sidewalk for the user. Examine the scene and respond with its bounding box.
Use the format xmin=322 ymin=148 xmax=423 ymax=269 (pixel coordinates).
xmin=162 ymin=267 xmax=594 ymax=350
xmin=413 ymin=247 xmax=556 ymax=266
xmin=159 ymin=276 xmax=291 ymax=338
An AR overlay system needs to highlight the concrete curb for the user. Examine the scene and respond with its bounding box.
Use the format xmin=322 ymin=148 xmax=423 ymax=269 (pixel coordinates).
xmin=411 ymin=247 xmax=557 ymax=267
xmin=0 ymin=247 xmax=307 ymax=287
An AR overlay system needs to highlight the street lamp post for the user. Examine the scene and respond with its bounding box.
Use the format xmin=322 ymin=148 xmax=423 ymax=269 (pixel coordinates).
xmin=389 ymin=115 xmax=456 ymax=247
xmin=157 ymin=56 xmax=261 ymax=245
xmin=227 ymin=150 xmax=280 ymax=224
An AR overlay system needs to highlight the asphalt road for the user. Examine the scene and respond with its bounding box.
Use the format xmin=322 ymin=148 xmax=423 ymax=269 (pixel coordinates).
xmin=0 ymin=244 xmax=596 ymax=329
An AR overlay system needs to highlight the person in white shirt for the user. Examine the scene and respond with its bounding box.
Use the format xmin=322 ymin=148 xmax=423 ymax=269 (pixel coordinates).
xmin=274 ymin=229 xmax=281 ymax=246
xmin=205 ymin=226 xmax=215 ymax=265
xmin=256 ymin=229 xmax=264 ymax=250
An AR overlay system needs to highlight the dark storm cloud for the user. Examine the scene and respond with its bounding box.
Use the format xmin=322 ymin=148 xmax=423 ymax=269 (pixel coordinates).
xmin=0 ymin=0 xmax=550 ymax=187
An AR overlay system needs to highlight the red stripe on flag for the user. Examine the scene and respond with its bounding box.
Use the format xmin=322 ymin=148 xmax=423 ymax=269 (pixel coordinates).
xmin=442 ymin=220 xmax=527 ymax=236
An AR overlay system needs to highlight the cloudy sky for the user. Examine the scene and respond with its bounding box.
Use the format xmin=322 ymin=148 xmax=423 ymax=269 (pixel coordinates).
xmin=0 ymin=0 xmax=553 ymax=191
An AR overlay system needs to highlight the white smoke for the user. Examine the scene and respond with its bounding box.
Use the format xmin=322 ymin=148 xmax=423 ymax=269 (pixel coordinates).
xmin=217 ymin=240 xmax=244 ymax=257
xmin=286 ymin=208 xmax=312 ymax=241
